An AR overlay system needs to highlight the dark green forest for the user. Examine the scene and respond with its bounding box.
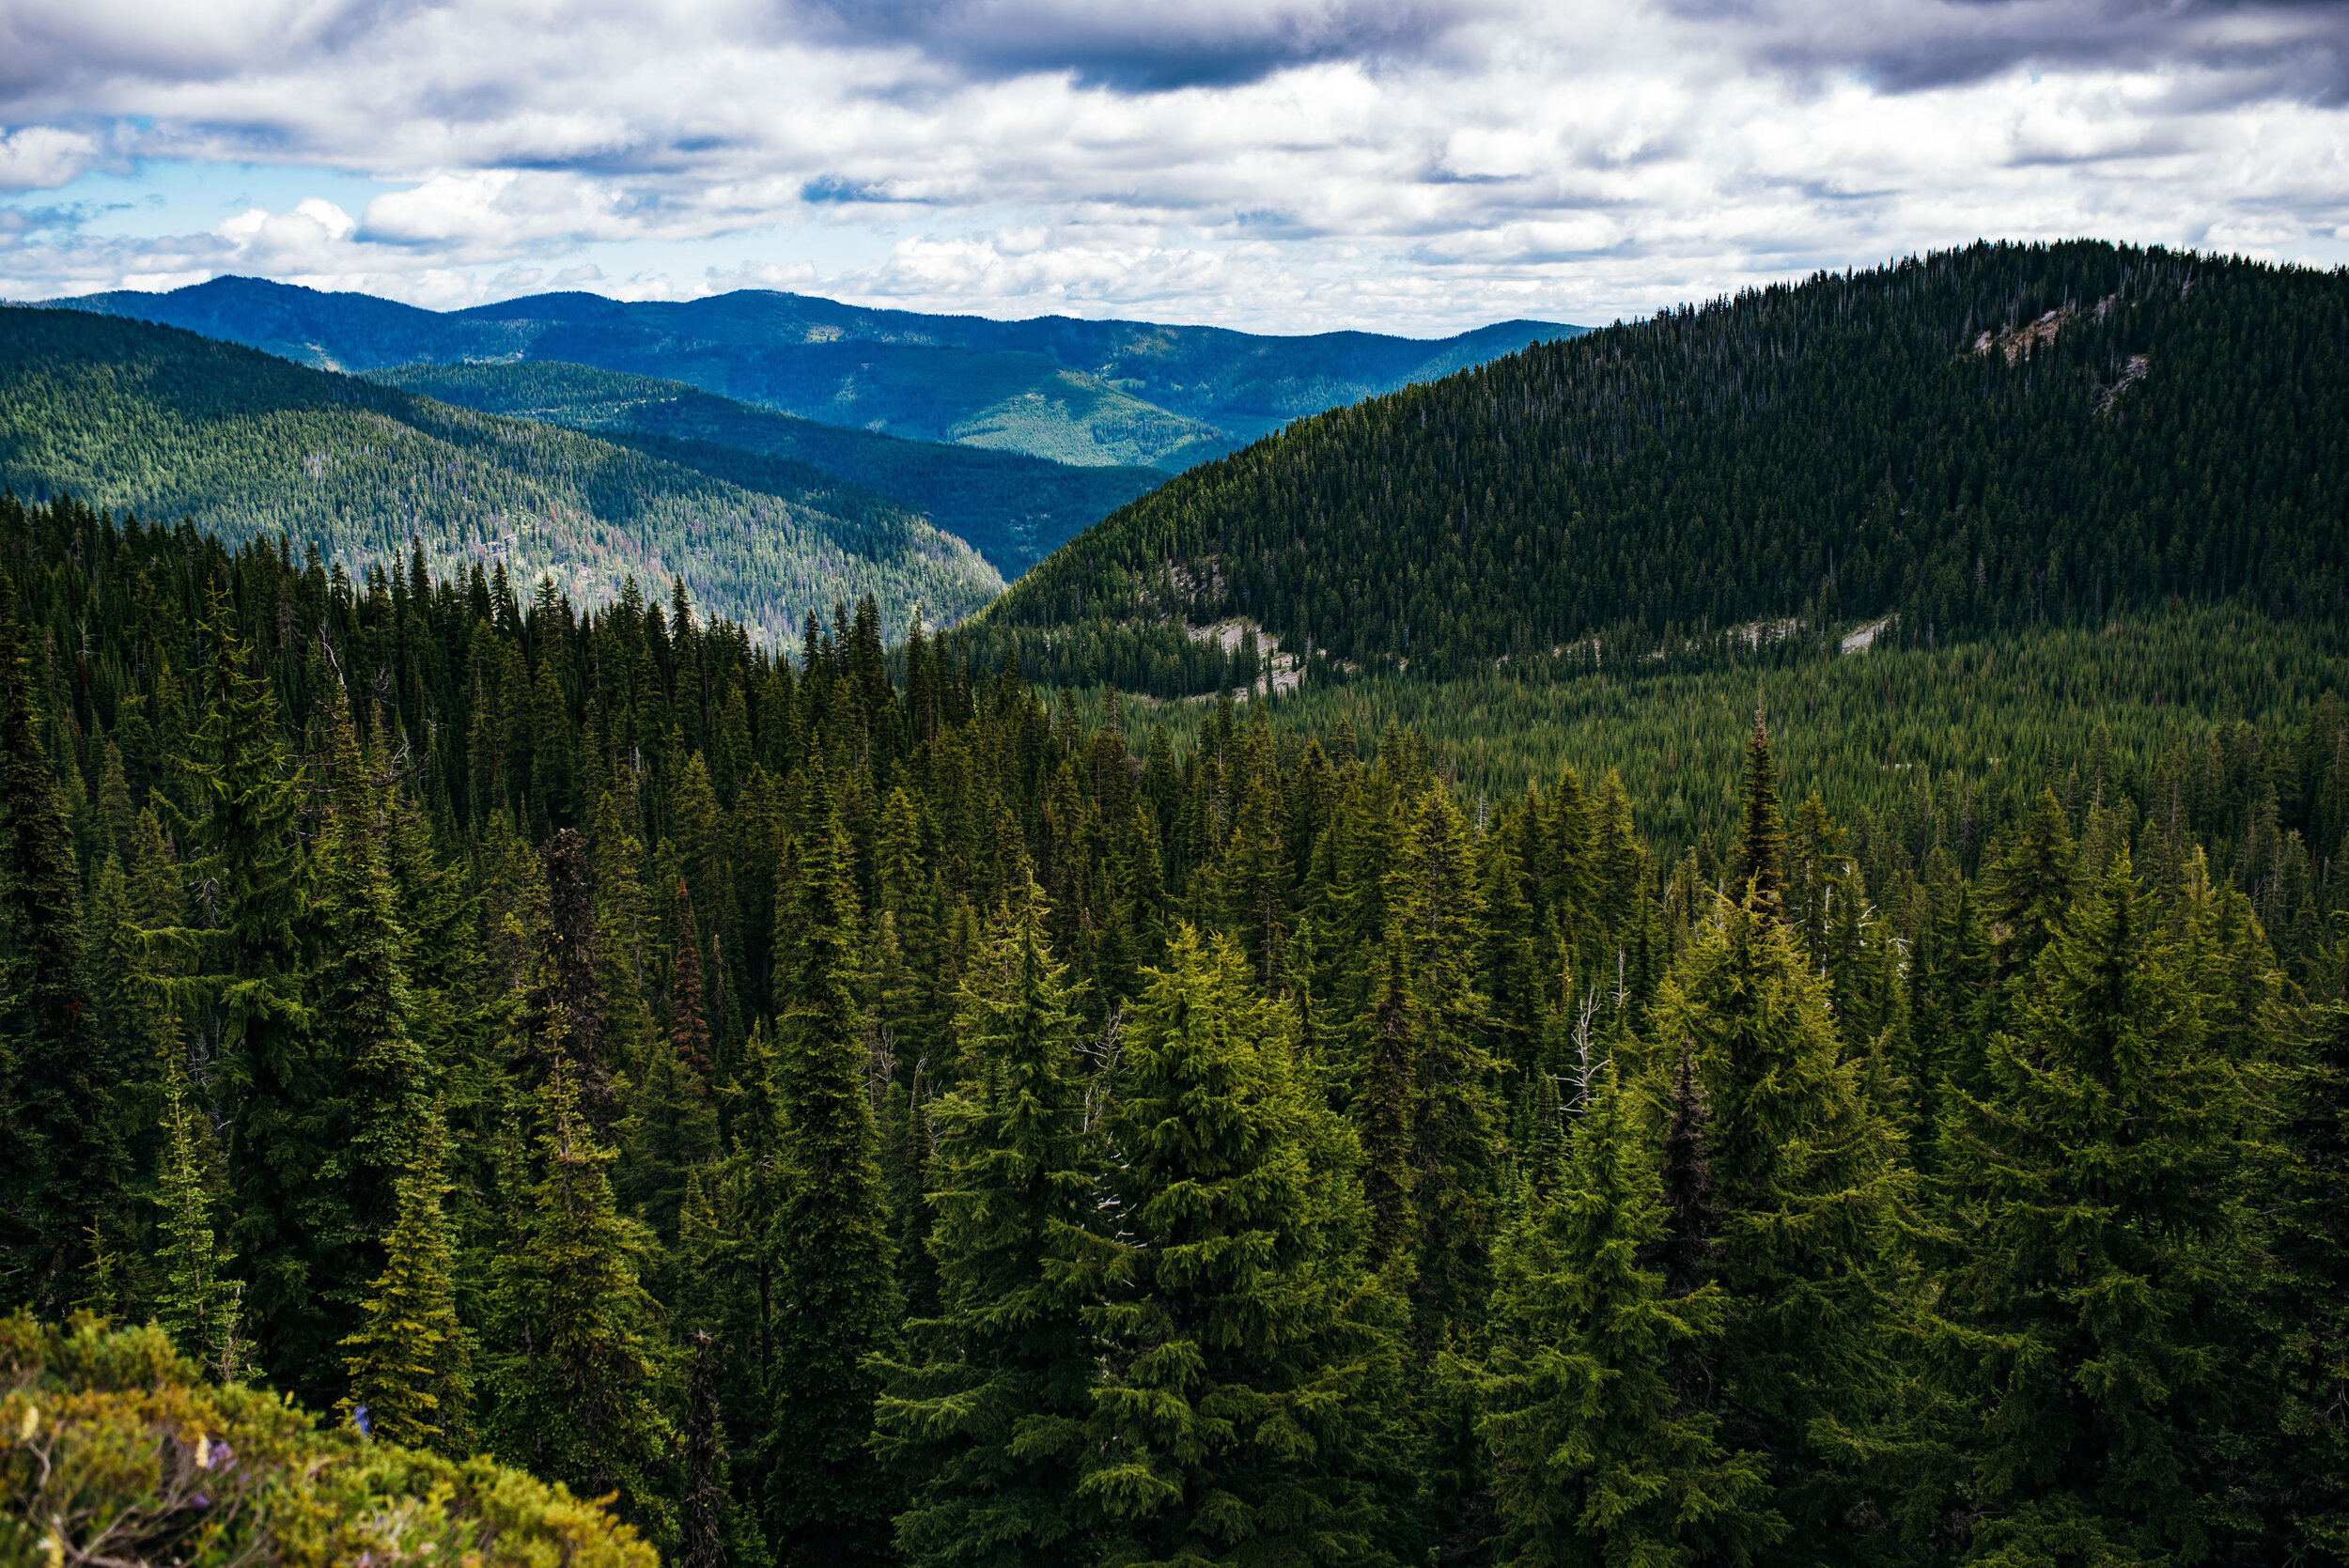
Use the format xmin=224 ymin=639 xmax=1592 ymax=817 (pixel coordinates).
xmin=971 ymin=241 xmax=2349 ymax=696
xmin=0 ymin=484 xmax=2343 ymax=1567
xmin=371 ymin=361 xmax=1168 ymax=577
xmin=0 ymin=309 xmax=1003 ymax=644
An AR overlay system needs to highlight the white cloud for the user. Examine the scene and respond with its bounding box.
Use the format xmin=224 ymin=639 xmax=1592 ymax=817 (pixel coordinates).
xmin=0 ymin=0 xmax=2345 ymax=326
xmin=0 ymin=125 xmax=101 ymax=191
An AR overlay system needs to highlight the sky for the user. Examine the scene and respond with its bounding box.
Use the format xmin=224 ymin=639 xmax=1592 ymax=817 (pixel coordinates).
xmin=2 ymin=0 xmax=2346 ymax=335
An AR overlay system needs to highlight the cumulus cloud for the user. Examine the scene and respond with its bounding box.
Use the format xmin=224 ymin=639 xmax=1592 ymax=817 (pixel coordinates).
xmin=0 ymin=125 xmax=101 ymax=191
xmin=0 ymin=0 xmax=2346 ymax=327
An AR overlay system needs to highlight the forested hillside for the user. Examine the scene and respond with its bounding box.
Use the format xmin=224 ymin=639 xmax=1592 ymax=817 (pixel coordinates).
xmin=1 ymin=492 xmax=2341 ymax=1568
xmin=54 ymin=275 xmax=1572 ymax=470
xmin=373 ymin=361 xmax=1166 ymax=576
xmin=975 ymin=241 xmax=2349 ymax=693
xmin=0 ymin=308 xmax=1002 ymax=643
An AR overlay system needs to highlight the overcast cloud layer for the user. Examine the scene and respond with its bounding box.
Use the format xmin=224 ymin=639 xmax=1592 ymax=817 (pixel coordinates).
xmin=1 ymin=0 xmax=2345 ymax=332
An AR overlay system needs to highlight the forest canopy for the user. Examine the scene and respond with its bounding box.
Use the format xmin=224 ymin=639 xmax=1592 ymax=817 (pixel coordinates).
xmin=0 ymin=489 xmax=2341 ymax=1567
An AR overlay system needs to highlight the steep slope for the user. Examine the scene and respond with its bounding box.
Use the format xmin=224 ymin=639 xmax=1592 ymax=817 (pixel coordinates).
xmin=52 ymin=276 xmax=1573 ymax=468
xmin=371 ymin=360 xmax=1166 ymax=574
xmin=972 ymin=241 xmax=2349 ymax=695
xmin=0 ymin=308 xmax=1001 ymax=642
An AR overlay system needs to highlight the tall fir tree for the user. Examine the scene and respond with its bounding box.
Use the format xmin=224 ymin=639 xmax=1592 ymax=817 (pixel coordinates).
xmin=681 ymin=1327 xmax=761 ymax=1568
xmin=338 ymin=1101 xmax=473 ymax=1455
xmin=1646 ymin=890 xmax=1908 ymax=1562
xmin=1078 ymin=924 xmax=1409 ymax=1568
xmin=492 ymin=1058 xmax=677 ymax=1545
xmin=154 ymin=1055 xmax=250 ymax=1382
xmin=309 ymin=680 xmax=432 ymax=1389
xmin=1938 ymin=852 xmax=2263 ymax=1564
xmin=877 ymin=882 xmax=1101 ymax=1568
xmin=1482 ymin=1062 xmax=1780 ymax=1568
xmin=1730 ymin=708 xmax=1786 ymax=919
xmin=672 ymin=876 xmax=715 ymax=1082
xmin=2266 ymin=1001 xmax=2349 ymax=1563
xmin=767 ymin=757 xmax=905 ymax=1568
xmin=0 ymin=566 xmax=119 ymax=1314
xmin=171 ymin=586 xmax=317 ymax=1394
xmin=1391 ymin=787 xmax=1502 ymax=1343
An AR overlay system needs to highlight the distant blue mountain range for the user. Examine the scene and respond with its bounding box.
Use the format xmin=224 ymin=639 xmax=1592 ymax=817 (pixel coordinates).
xmin=50 ymin=276 xmax=1577 ymax=472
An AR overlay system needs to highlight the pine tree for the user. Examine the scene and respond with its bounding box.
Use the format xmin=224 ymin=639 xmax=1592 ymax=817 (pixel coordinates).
xmin=310 ymin=681 xmax=431 ymax=1343
xmin=171 ymin=586 xmax=315 ymax=1391
xmin=877 ymin=883 xmax=1100 ymax=1568
xmin=492 ymin=1057 xmax=676 ymax=1544
xmin=767 ymin=757 xmax=904 ymax=1568
xmin=1361 ymin=923 xmax=1420 ymax=1275
xmin=1656 ymin=1040 xmax=1719 ymax=1301
xmin=681 ymin=1328 xmax=760 ymax=1568
xmin=1482 ymin=1062 xmax=1780 ymax=1568
xmin=1939 ymin=851 xmax=2262 ymax=1563
xmin=0 ymin=566 xmax=120 ymax=1314
xmin=672 ymin=877 xmax=715 ymax=1082
xmin=1645 ymin=890 xmax=1907 ymax=1559
xmin=339 ymin=1102 xmax=472 ymax=1455
xmin=2267 ymin=1001 xmax=2349 ymax=1563
xmin=154 ymin=1056 xmax=249 ymax=1381
xmin=516 ymin=829 xmax=616 ymax=1125
xmin=1078 ymin=924 xmax=1408 ymax=1568
xmin=1392 ymin=787 xmax=1501 ymax=1341
xmin=1730 ymin=708 xmax=1786 ymax=919
xmin=1983 ymin=789 xmax=2077 ymax=980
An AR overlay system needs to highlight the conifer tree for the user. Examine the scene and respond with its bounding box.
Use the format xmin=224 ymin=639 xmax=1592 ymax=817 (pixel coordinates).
xmin=154 ymin=1056 xmax=248 ymax=1381
xmin=1939 ymin=851 xmax=2261 ymax=1563
xmin=1656 ymin=1040 xmax=1719 ymax=1300
xmin=339 ymin=1103 xmax=472 ymax=1455
xmin=767 ymin=758 xmax=904 ymax=1568
xmin=681 ymin=1328 xmax=761 ymax=1568
xmin=2268 ymin=1001 xmax=2349 ymax=1563
xmin=672 ymin=877 xmax=714 ymax=1082
xmin=516 ymin=829 xmax=616 ymax=1124
xmin=1392 ymin=788 xmax=1501 ymax=1340
xmin=1078 ymin=925 xmax=1407 ymax=1568
xmin=1731 ymin=708 xmax=1786 ymax=918
xmin=877 ymin=883 xmax=1099 ymax=1568
xmin=1361 ymin=924 xmax=1420 ymax=1275
xmin=1482 ymin=1062 xmax=1779 ymax=1568
xmin=0 ymin=567 xmax=119 ymax=1314
xmin=311 ymin=681 xmax=430 ymax=1308
xmin=493 ymin=1057 xmax=676 ymax=1543
xmin=1983 ymin=789 xmax=2077 ymax=980
xmin=171 ymin=586 xmax=315 ymax=1389
xmin=1646 ymin=891 xmax=1907 ymax=1557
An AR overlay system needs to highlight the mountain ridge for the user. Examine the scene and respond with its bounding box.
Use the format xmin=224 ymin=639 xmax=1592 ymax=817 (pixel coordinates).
xmin=0 ymin=305 xmax=1002 ymax=643
xmin=44 ymin=275 xmax=1576 ymax=469
xmin=965 ymin=240 xmax=2349 ymax=698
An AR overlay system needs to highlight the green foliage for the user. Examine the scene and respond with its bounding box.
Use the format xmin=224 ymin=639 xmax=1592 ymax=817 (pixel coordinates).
xmin=0 ymin=307 xmax=1003 ymax=643
xmin=0 ymin=1312 xmax=654 ymax=1567
xmin=377 ymin=360 xmax=1171 ymax=576
xmin=1482 ymin=1063 xmax=1780 ymax=1568
xmin=1078 ymin=925 xmax=1407 ymax=1568
xmin=0 ymin=564 xmax=118 ymax=1315
xmin=877 ymin=886 xmax=1100 ymax=1568
xmin=768 ymin=758 xmax=905 ymax=1568
xmin=971 ymin=242 xmax=2348 ymax=695
xmin=152 ymin=1060 xmax=249 ymax=1383
xmin=1646 ymin=893 xmax=1909 ymax=1557
xmin=490 ymin=1060 xmax=677 ymax=1544
xmin=337 ymin=1105 xmax=472 ymax=1456
xmin=1937 ymin=852 xmax=2263 ymax=1564
xmin=0 ymin=485 xmax=2340 ymax=1568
